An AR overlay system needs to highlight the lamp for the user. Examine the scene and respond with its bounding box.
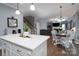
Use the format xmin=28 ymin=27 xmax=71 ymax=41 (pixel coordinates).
xmin=15 ymin=3 xmax=21 ymax=15
xmin=30 ymin=3 xmax=36 ymax=11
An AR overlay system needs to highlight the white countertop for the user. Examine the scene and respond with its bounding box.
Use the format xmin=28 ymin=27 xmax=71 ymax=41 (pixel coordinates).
xmin=0 ymin=34 xmax=49 ymax=50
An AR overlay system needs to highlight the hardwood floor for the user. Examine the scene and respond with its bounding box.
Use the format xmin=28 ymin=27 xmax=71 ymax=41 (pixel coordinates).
xmin=47 ymin=36 xmax=62 ymax=56
xmin=47 ymin=36 xmax=79 ymax=56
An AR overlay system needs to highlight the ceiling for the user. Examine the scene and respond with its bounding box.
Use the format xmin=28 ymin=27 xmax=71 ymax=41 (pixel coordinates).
xmin=3 ymin=3 xmax=79 ymax=18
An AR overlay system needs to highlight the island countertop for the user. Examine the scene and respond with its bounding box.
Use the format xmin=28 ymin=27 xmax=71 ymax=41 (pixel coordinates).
xmin=0 ymin=34 xmax=49 ymax=51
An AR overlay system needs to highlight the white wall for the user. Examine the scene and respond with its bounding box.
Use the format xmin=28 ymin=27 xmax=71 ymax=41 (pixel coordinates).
xmin=67 ymin=11 xmax=79 ymax=44
xmin=0 ymin=4 xmax=23 ymax=36
xmin=73 ymin=11 xmax=79 ymax=44
xmin=34 ymin=17 xmax=48 ymax=35
xmin=38 ymin=18 xmax=48 ymax=30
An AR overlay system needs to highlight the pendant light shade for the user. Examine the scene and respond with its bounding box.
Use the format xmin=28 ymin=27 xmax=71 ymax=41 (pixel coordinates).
xmin=60 ymin=6 xmax=62 ymax=19
xmin=15 ymin=9 xmax=20 ymax=15
xmin=15 ymin=3 xmax=21 ymax=15
xmin=30 ymin=3 xmax=36 ymax=11
xmin=59 ymin=6 xmax=66 ymax=22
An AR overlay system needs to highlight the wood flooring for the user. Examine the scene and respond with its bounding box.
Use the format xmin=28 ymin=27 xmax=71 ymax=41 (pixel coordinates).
xmin=47 ymin=36 xmax=62 ymax=56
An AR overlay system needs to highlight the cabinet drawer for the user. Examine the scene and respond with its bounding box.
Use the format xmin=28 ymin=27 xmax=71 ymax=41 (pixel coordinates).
xmin=2 ymin=40 xmax=11 ymax=49
xmin=10 ymin=50 xmax=20 ymax=56
xmin=11 ymin=44 xmax=32 ymax=56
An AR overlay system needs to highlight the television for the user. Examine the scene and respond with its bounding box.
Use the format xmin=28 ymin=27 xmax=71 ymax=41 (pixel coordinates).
xmin=52 ymin=23 xmax=60 ymax=27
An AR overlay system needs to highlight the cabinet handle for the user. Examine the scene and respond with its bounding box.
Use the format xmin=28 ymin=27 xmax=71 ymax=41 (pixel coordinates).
xmin=27 ymin=51 xmax=31 ymax=56
xmin=4 ymin=49 xmax=6 ymax=54
xmin=4 ymin=43 xmax=6 ymax=45
xmin=17 ymin=50 xmax=21 ymax=52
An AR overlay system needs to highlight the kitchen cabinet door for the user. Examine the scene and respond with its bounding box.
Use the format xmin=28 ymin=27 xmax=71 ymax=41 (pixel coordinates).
xmin=10 ymin=51 xmax=20 ymax=56
xmin=2 ymin=48 xmax=10 ymax=56
xmin=1 ymin=40 xmax=11 ymax=56
xmin=11 ymin=43 xmax=32 ymax=56
xmin=0 ymin=39 xmax=2 ymax=47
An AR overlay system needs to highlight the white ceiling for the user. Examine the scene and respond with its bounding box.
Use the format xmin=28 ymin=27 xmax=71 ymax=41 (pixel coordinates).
xmin=3 ymin=3 xmax=79 ymax=18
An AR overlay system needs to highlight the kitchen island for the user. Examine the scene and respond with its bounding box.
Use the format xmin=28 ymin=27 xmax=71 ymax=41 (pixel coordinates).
xmin=0 ymin=34 xmax=49 ymax=56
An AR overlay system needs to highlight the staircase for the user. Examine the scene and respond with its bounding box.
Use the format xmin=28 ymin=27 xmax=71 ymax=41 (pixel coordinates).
xmin=23 ymin=16 xmax=37 ymax=34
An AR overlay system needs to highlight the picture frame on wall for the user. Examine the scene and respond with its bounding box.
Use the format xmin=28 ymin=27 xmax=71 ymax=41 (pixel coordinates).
xmin=7 ymin=17 xmax=18 ymax=27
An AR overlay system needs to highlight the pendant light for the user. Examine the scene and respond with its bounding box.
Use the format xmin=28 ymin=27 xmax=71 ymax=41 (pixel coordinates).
xmin=15 ymin=3 xmax=21 ymax=15
xmin=60 ymin=5 xmax=63 ymax=20
xmin=59 ymin=6 xmax=66 ymax=22
xmin=30 ymin=3 xmax=36 ymax=11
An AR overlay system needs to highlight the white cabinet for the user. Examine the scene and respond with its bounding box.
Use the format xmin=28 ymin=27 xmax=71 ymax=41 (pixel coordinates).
xmin=2 ymin=48 xmax=10 ymax=56
xmin=32 ymin=41 xmax=47 ymax=56
xmin=10 ymin=44 xmax=32 ymax=56
xmin=10 ymin=50 xmax=20 ymax=56
xmin=0 ymin=39 xmax=3 ymax=56
xmin=10 ymin=41 xmax=47 ymax=56
xmin=0 ymin=39 xmax=2 ymax=46
xmin=1 ymin=40 xmax=11 ymax=56
xmin=0 ymin=39 xmax=47 ymax=56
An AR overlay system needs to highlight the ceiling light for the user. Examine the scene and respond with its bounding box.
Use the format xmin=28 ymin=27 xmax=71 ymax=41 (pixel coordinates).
xmin=60 ymin=5 xmax=62 ymax=19
xmin=15 ymin=9 xmax=20 ymax=15
xmin=30 ymin=3 xmax=36 ymax=11
xmin=15 ymin=3 xmax=21 ymax=15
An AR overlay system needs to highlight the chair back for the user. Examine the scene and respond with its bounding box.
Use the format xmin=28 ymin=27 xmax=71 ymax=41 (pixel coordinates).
xmin=66 ymin=30 xmax=75 ymax=43
xmin=51 ymin=30 xmax=57 ymax=41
